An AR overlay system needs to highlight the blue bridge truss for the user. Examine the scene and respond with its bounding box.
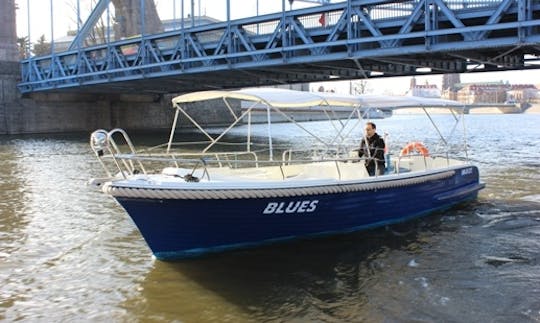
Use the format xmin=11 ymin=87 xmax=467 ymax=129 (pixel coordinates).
xmin=18 ymin=0 xmax=540 ymax=94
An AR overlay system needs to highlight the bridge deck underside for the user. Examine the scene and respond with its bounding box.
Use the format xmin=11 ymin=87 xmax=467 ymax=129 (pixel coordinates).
xmin=18 ymin=0 xmax=540 ymax=95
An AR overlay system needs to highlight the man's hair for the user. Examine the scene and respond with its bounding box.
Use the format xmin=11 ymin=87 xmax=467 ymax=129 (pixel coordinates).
xmin=366 ymin=122 xmax=376 ymax=129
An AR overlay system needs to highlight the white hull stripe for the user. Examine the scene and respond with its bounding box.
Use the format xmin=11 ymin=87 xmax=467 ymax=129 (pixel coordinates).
xmin=104 ymin=171 xmax=455 ymax=200
xmin=103 ymin=171 xmax=455 ymax=200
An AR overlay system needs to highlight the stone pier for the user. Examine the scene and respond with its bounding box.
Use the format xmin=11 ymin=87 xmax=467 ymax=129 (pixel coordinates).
xmin=0 ymin=0 xmax=172 ymax=134
xmin=0 ymin=0 xmax=20 ymax=134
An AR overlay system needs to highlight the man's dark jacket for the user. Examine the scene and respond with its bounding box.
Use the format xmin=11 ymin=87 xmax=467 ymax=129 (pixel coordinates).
xmin=358 ymin=133 xmax=385 ymax=174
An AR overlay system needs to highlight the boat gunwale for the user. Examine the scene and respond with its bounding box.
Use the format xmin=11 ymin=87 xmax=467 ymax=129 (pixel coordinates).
xmin=101 ymin=166 xmax=479 ymax=200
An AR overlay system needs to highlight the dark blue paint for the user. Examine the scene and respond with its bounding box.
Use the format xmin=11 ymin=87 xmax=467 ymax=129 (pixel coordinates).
xmin=116 ymin=166 xmax=484 ymax=260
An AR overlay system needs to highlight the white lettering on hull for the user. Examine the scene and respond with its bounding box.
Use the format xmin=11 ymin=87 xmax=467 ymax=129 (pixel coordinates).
xmin=461 ymin=167 xmax=473 ymax=176
xmin=263 ymin=200 xmax=319 ymax=214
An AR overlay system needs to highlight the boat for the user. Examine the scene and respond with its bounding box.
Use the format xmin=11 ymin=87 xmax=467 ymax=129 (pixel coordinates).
xmin=88 ymin=88 xmax=485 ymax=260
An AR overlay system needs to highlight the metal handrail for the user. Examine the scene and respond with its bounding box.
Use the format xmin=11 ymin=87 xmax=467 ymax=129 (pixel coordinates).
xmin=107 ymin=128 xmax=147 ymax=176
xmin=92 ymin=128 xmax=464 ymax=182
xmin=90 ymin=128 xmax=147 ymax=178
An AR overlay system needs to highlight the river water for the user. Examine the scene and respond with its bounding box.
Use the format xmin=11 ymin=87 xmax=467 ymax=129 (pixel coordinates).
xmin=1 ymin=113 xmax=539 ymax=322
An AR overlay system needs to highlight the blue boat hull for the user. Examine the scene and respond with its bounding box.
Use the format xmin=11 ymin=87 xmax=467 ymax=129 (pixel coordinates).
xmin=114 ymin=166 xmax=484 ymax=260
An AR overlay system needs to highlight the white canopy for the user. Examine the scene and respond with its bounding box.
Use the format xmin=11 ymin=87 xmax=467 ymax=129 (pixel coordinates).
xmin=171 ymin=88 xmax=466 ymax=110
xmin=357 ymin=94 xmax=465 ymax=109
xmin=172 ymin=88 xmax=361 ymax=108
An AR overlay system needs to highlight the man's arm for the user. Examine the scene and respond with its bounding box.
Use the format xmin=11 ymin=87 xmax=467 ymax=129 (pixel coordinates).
xmin=357 ymin=140 xmax=366 ymax=158
xmin=374 ymin=138 xmax=385 ymax=161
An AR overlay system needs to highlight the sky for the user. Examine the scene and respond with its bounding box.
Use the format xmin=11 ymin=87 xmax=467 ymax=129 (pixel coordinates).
xmin=14 ymin=0 xmax=313 ymax=42
xmin=14 ymin=0 xmax=540 ymax=94
xmin=313 ymin=70 xmax=540 ymax=95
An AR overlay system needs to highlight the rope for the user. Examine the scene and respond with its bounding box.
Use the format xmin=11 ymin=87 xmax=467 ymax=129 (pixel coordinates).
xmin=103 ymin=171 xmax=455 ymax=200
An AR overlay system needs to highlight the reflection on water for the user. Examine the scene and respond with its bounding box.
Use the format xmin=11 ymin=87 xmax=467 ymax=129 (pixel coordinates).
xmin=1 ymin=115 xmax=540 ymax=322
xmin=122 ymin=200 xmax=540 ymax=322
xmin=125 ymin=219 xmax=424 ymax=322
xmin=0 ymin=144 xmax=28 ymax=258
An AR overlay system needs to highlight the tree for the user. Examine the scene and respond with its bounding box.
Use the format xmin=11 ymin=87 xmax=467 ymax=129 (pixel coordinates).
xmin=33 ymin=35 xmax=51 ymax=56
xmin=66 ymin=0 xmax=113 ymax=46
xmin=17 ymin=36 xmax=30 ymax=59
xmin=351 ymin=79 xmax=370 ymax=94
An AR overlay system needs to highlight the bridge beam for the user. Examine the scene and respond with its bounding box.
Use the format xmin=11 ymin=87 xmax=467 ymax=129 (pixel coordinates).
xmin=18 ymin=0 xmax=540 ymax=94
xmin=69 ymin=0 xmax=162 ymax=50
xmin=69 ymin=0 xmax=110 ymax=50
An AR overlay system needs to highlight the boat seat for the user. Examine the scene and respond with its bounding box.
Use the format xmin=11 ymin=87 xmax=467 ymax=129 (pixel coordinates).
xmin=396 ymin=156 xmax=432 ymax=172
xmin=338 ymin=162 xmax=369 ymax=180
xmin=291 ymin=162 xmax=340 ymax=180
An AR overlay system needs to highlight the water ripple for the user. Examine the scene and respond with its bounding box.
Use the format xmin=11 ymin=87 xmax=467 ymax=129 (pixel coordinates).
xmin=1 ymin=115 xmax=540 ymax=321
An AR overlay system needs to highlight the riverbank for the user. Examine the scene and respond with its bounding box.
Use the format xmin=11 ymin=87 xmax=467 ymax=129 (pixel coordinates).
xmin=525 ymin=103 xmax=540 ymax=114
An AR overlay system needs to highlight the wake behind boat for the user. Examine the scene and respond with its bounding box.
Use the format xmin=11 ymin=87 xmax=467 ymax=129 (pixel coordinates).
xmin=89 ymin=88 xmax=484 ymax=260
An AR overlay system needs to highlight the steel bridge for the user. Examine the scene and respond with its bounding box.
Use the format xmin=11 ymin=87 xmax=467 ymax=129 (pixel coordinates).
xmin=18 ymin=0 xmax=540 ymax=95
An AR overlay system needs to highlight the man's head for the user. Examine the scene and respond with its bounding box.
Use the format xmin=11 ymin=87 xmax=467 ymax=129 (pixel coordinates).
xmin=365 ymin=122 xmax=376 ymax=138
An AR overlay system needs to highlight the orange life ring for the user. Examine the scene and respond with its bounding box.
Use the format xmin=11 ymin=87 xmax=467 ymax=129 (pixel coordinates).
xmin=400 ymin=142 xmax=429 ymax=157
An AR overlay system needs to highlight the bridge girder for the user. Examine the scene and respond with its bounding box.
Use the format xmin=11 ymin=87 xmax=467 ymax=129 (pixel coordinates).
xmin=69 ymin=0 xmax=162 ymax=50
xmin=19 ymin=0 xmax=540 ymax=94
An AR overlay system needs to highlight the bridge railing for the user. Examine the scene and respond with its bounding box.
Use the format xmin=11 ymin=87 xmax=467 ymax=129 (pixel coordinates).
xmin=18 ymin=0 xmax=540 ymax=93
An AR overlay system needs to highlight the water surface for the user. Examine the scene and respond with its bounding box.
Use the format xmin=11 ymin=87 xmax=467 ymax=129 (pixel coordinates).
xmin=1 ymin=114 xmax=539 ymax=322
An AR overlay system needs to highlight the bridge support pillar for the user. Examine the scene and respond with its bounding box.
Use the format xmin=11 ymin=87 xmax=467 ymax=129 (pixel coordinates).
xmin=0 ymin=62 xmax=20 ymax=134
xmin=0 ymin=0 xmax=22 ymax=134
xmin=0 ymin=0 xmax=173 ymax=134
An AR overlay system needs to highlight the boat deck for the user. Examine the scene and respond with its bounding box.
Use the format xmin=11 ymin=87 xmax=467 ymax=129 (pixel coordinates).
xmin=140 ymin=155 xmax=468 ymax=185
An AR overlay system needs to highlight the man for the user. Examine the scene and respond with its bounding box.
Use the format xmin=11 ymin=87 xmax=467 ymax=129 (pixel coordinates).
xmin=358 ymin=122 xmax=386 ymax=176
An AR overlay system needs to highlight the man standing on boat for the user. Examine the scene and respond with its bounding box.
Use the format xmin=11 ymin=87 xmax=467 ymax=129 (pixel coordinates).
xmin=359 ymin=122 xmax=386 ymax=176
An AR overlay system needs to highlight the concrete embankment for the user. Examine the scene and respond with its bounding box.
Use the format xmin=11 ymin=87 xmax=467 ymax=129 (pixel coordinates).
xmin=1 ymin=56 xmax=246 ymax=134
xmin=1 ymin=89 xmax=239 ymax=135
xmin=1 ymin=92 xmax=174 ymax=134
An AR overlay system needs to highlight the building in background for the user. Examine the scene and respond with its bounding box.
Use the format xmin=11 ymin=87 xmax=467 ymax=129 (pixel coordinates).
xmin=505 ymin=84 xmax=538 ymax=103
xmin=445 ymin=81 xmax=538 ymax=105
xmin=407 ymin=76 xmax=441 ymax=98
xmin=408 ymin=74 xmax=539 ymax=112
